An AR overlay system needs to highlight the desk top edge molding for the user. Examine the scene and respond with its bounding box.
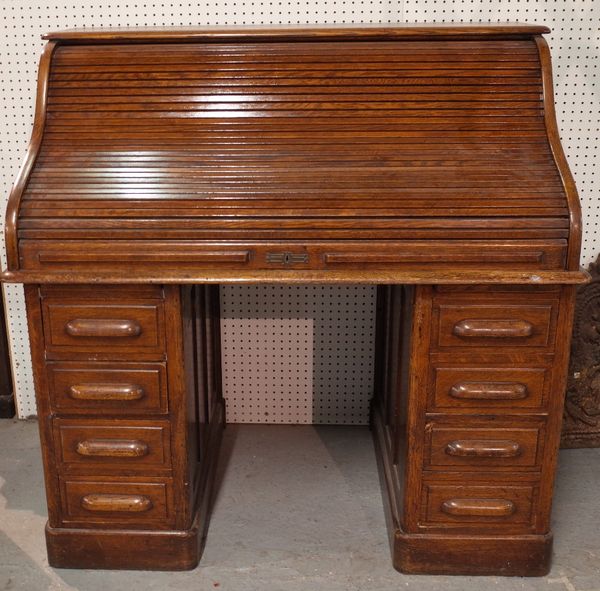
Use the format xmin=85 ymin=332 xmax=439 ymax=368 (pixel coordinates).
xmin=0 ymin=269 xmax=590 ymax=285
xmin=43 ymin=23 xmax=552 ymax=42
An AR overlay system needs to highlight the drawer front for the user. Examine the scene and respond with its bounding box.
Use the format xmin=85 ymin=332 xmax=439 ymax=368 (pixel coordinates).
xmin=425 ymin=423 xmax=544 ymax=470
xmin=42 ymin=302 xmax=165 ymax=359
xmin=47 ymin=362 xmax=167 ymax=414
xmin=55 ymin=419 xmax=171 ymax=472
xmin=430 ymin=367 xmax=548 ymax=412
xmin=434 ymin=304 xmax=556 ymax=350
xmin=421 ymin=483 xmax=537 ymax=530
xmin=60 ymin=479 xmax=173 ymax=528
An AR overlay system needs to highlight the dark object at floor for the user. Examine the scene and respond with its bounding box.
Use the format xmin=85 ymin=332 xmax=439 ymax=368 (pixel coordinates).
xmin=562 ymin=255 xmax=600 ymax=448
xmin=0 ymin=292 xmax=14 ymax=418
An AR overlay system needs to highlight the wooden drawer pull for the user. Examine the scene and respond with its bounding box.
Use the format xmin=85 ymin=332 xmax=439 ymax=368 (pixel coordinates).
xmin=452 ymin=319 xmax=533 ymax=339
xmin=81 ymin=493 xmax=153 ymax=513
xmin=445 ymin=439 xmax=522 ymax=458
xmin=65 ymin=318 xmax=142 ymax=338
xmin=441 ymin=498 xmax=516 ymax=518
xmin=76 ymin=438 xmax=149 ymax=458
xmin=69 ymin=383 xmax=145 ymax=401
xmin=449 ymin=381 xmax=528 ymax=401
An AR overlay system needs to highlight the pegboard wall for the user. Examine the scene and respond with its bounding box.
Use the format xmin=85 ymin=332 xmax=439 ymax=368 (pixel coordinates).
xmin=0 ymin=1 xmax=598 ymax=422
xmin=221 ymin=286 xmax=376 ymax=424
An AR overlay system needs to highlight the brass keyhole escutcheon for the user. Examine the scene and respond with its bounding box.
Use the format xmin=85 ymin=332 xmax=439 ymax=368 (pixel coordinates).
xmin=266 ymin=252 xmax=309 ymax=265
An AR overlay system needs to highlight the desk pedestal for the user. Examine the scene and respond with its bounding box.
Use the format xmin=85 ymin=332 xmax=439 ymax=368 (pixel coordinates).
xmin=24 ymin=283 xmax=574 ymax=575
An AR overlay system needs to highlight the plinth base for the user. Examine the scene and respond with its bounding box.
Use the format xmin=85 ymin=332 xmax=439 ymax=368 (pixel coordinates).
xmin=46 ymin=521 xmax=203 ymax=571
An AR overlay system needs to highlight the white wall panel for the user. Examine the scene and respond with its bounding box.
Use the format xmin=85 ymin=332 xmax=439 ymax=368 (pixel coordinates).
xmin=0 ymin=1 xmax=596 ymax=423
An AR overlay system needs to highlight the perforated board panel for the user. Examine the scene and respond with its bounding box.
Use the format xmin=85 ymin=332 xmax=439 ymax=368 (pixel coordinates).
xmin=0 ymin=1 xmax=597 ymax=422
xmin=221 ymin=286 xmax=376 ymax=424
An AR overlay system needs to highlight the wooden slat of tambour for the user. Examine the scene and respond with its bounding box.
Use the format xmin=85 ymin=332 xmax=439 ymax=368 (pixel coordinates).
xmin=33 ymin=154 xmax=555 ymax=165
xmin=51 ymin=40 xmax=540 ymax=57
xmin=48 ymin=81 xmax=544 ymax=92
xmin=38 ymin=134 xmax=551 ymax=143
xmin=51 ymin=68 xmax=541 ymax=78
xmin=19 ymin=217 xmax=568 ymax=229
xmin=60 ymin=125 xmax=545 ymax=133
xmin=51 ymin=57 xmax=542 ymax=68
xmin=19 ymin=36 xmax=569 ymax=259
xmin=50 ymin=72 xmax=542 ymax=83
xmin=20 ymin=210 xmax=570 ymax=220
xmin=33 ymin=159 xmax=557 ymax=168
xmin=20 ymin=204 xmax=569 ymax=216
xmin=45 ymin=125 xmax=546 ymax=134
xmin=50 ymin=48 xmax=540 ymax=63
xmin=23 ymin=188 xmax=565 ymax=196
xmin=31 ymin=182 xmax=556 ymax=190
xmin=23 ymin=195 xmax=566 ymax=205
xmin=19 ymin=196 xmax=568 ymax=205
xmin=49 ymin=48 xmax=539 ymax=61
xmin=30 ymin=162 xmax=555 ymax=170
xmin=42 ymin=124 xmax=547 ymax=133
xmin=20 ymin=211 xmax=568 ymax=223
xmin=20 ymin=196 xmax=568 ymax=207
xmin=50 ymin=55 xmax=539 ymax=66
xmin=50 ymin=76 xmax=541 ymax=87
xmin=18 ymin=228 xmax=569 ymax=240
xmin=32 ymin=147 xmax=555 ymax=156
xmin=50 ymin=39 xmax=542 ymax=49
xmin=46 ymin=106 xmax=545 ymax=115
xmin=18 ymin=231 xmax=569 ymax=241
xmin=26 ymin=188 xmax=563 ymax=199
xmin=20 ymin=210 xmax=569 ymax=221
xmin=31 ymin=162 xmax=557 ymax=172
xmin=17 ymin=231 xmax=570 ymax=241
xmin=47 ymin=91 xmax=543 ymax=101
xmin=18 ymin=227 xmax=568 ymax=238
xmin=32 ymin=163 xmax=556 ymax=172
xmin=47 ymin=92 xmax=543 ymax=102
xmin=28 ymin=169 xmax=559 ymax=181
xmin=25 ymin=181 xmax=563 ymax=189
xmin=52 ymin=52 xmax=542 ymax=63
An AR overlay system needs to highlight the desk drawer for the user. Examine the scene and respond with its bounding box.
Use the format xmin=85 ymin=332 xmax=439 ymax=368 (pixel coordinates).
xmin=433 ymin=304 xmax=557 ymax=350
xmin=60 ymin=478 xmax=174 ymax=528
xmin=42 ymin=301 xmax=165 ymax=360
xmin=425 ymin=422 xmax=544 ymax=470
xmin=54 ymin=419 xmax=171 ymax=473
xmin=429 ymin=366 xmax=548 ymax=413
xmin=47 ymin=362 xmax=167 ymax=414
xmin=421 ymin=482 xmax=537 ymax=530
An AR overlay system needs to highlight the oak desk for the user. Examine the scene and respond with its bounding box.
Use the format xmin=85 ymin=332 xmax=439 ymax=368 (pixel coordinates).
xmin=2 ymin=24 xmax=587 ymax=576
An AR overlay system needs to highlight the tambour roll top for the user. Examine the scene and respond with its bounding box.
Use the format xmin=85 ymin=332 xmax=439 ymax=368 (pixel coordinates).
xmin=3 ymin=24 xmax=584 ymax=283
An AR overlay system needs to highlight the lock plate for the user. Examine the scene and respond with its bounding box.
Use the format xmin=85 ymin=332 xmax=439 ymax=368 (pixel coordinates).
xmin=266 ymin=252 xmax=310 ymax=265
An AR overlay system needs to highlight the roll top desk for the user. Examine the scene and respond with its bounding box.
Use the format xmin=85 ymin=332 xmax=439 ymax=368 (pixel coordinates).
xmin=2 ymin=24 xmax=587 ymax=576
